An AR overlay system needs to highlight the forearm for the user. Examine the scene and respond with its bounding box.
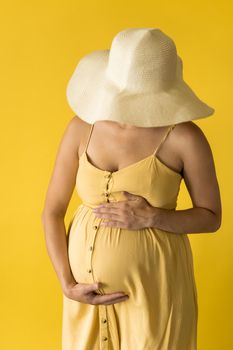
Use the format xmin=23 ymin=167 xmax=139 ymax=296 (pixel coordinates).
xmin=41 ymin=213 xmax=77 ymax=292
xmin=148 ymin=206 xmax=220 ymax=234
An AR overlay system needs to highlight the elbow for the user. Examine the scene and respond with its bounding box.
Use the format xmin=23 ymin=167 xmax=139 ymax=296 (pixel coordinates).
xmin=213 ymin=221 xmax=222 ymax=233
xmin=210 ymin=213 xmax=222 ymax=233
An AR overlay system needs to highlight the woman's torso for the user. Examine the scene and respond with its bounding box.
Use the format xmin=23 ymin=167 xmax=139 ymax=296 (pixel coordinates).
xmin=76 ymin=121 xmax=183 ymax=209
xmin=65 ymin=122 xmax=191 ymax=296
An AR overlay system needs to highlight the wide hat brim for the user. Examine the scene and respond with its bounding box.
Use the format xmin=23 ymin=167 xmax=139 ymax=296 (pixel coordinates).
xmin=66 ymin=50 xmax=215 ymax=127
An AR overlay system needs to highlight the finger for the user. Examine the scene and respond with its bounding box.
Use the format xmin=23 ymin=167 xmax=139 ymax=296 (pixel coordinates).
xmin=95 ymin=211 xmax=121 ymax=219
xmin=100 ymin=220 xmax=128 ymax=228
xmin=103 ymin=291 xmax=128 ymax=297
xmin=94 ymin=208 xmax=121 ymax=217
xmin=103 ymin=295 xmax=129 ymax=305
xmin=83 ymin=282 xmax=101 ymax=294
xmin=94 ymin=201 xmax=128 ymax=213
xmin=92 ymin=293 xmax=129 ymax=305
xmin=95 ymin=202 xmax=123 ymax=210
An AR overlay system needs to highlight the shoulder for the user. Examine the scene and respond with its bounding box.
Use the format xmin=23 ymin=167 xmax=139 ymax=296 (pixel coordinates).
xmin=65 ymin=114 xmax=90 ymax=132
xmin=62 ymin=115 xmax=92 ymax=143
xmin=173 ymin=120 xmax=208 ymax=141
xmin=56 ymin=115 xmax=92 ymax=157
xmin=173 ymin=121 xmax=216 ymax=183
xmin=173 ymin=121 xmax=213 ymax=156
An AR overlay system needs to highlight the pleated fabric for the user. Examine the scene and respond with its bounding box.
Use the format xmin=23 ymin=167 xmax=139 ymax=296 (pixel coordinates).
xmin=62 ymin=123 xmax=198 ymax=350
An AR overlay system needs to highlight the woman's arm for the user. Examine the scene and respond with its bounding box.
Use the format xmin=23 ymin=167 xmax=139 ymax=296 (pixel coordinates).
xmin=148 ymin=122 xmax=222 ymax=234
xmin=41 ymin=116 xmax=84 ymax=293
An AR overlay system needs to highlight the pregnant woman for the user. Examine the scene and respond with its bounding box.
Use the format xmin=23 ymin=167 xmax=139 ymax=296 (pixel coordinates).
xmin=41 ymin=28 xmax=222 ymax=349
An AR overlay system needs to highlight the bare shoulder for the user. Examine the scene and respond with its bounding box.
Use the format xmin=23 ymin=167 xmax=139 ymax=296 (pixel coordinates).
xmin=174 ymin=121 xmax=222 ymax=227
xmin=41 ymin=115 xmax=91 ymax=217
xmin=174 ymin=120 xmax=211 ymax=148
xmin=64 ymin=114 xmax=87 ymax=138
xmin=173 ymin=121 xmax=214 ymax=168
xmin=61 ymin=115 xmax=91 ymax=153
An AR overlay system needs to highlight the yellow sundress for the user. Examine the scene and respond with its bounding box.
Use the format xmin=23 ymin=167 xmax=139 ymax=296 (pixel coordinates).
xmin=62 ymin=122 xmax=198 ymax=350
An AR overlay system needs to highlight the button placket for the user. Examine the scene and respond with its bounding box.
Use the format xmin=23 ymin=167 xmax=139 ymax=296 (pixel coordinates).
xmin=99 ymin=305 xmax=109 ymax=349
xmin=102 ymin=171 xmax=113 ymax=203
xmin=87 ymin=172 xmax=113 ymax=349
xmin=86 ymin=223 xmax=99 ymax=281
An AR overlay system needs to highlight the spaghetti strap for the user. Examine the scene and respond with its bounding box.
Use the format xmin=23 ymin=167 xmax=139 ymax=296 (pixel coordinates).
xmin=153 ymin=124 xmax=176 ymax=156
xmin=84 ymin=123 xmax=95 ymax=153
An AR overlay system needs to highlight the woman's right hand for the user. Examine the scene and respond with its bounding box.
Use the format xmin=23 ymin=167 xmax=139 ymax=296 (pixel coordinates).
xmin=63 ymin=281 xmax=129 ymax=305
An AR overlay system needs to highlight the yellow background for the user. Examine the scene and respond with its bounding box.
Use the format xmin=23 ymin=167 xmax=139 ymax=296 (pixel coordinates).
xmin=0 ymin=0 xmax=232 ymax=349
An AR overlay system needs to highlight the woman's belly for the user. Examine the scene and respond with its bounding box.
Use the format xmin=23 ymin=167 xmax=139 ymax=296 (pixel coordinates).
xmin=67 ymin=204 xmax=192 ymax=298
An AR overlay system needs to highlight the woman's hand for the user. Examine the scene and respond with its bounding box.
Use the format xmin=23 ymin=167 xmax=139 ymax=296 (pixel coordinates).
xmin=93 ymin=191 xmax=156 ymax=230
xmin=63 ymin=281 xmax=129 ymax=305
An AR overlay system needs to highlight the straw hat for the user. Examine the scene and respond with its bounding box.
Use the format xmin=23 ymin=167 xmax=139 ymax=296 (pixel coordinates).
xmin=66 ymin=27 xmax=215 ymax=127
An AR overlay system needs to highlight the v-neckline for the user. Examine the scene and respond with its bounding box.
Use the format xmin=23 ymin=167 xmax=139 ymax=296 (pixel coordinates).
xmin=81 ymin=150 xmax=182 ymax=178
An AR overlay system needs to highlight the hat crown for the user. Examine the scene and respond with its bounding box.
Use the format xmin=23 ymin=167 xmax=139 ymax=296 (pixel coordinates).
xmin=66 ymin=27 xmax=215 ymax=127
xmin=105 ymin=28 xmax=179 ymax=93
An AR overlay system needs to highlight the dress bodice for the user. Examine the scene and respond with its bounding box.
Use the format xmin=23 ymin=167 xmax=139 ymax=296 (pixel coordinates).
xmin=76 ymin=123 xmax=183 ymax=209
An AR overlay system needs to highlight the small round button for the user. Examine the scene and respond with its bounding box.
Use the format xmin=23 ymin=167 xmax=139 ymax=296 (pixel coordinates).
xmin=87 ymin=269 xmax=92 ymax=273
xmin=93 ymin=225 xmax=98 ymax=230
xmin=102 ymin=336 xmax=108 ymax=341
xmin=89 ymin=246 xmax=93 ymax=251
xmin=101 ymin=318 xmax=107 ymax=323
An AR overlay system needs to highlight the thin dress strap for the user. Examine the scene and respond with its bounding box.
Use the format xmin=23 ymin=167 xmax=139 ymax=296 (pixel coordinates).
xmin=153 ymin=124 xmax=176 ymax=156
xmin=84 ymin=123 xmax=95 ymax=153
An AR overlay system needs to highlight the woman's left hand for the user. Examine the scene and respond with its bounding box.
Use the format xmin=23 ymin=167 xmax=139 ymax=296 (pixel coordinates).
xmin=92 ymin=191 xmax=156 ymax=230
